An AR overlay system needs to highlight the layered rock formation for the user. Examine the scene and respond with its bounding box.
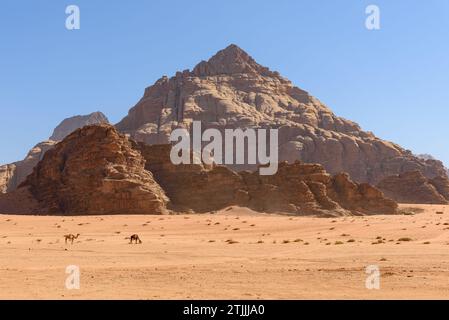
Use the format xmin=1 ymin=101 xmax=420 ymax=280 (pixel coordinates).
xmin=0 ymin=141 xmax=56 ymax=193
xmin=22 ymin=125 xmax=168 ymax=215
xmin=0 ymin=125 xmax=397 ymax=216
xmin=428 ymin=175 xmax=449 ymax=201
xmin=138 ymin=144 xmax=246 ymax=212
xmin=116 ymin=44 xmax=447 ymax=185
xmin=0 ymin=112 xmax=109 ymax=193
xmin=240 ymin=163 xmax=397 ymax=216
xmin=377 ymin=171 xmax=449 ymax=204
xmin=0 ymin=164 xmax=15 ymax=193
xmin=138 ymin=143 xmax=397 ymax=215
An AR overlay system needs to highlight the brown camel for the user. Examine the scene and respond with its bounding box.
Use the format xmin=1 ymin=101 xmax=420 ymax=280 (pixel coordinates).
xmin=126 ymin=234 xmax=142 ymax=244
xmin=64 ymin=233 xmax=80 ymax=245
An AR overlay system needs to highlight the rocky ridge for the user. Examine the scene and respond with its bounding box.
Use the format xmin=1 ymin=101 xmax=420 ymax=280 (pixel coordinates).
xmin=0 ymin=125 xmax=397 ymax=216
xmin=139 ymin=143 xmax=397 ymax=216
xmin=0 ymin=112 xmax=109 ymax=193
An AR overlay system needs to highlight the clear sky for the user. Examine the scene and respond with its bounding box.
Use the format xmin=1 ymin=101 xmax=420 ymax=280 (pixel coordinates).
xmin=0 ymin=0 xmax=448 ymax=165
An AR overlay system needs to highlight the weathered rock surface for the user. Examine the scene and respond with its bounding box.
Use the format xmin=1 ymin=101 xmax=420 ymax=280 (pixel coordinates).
xmin=138 ymin=144 xmax=397 ymax=215
xmin=138 ymin=144 xmax=246 ymax=213
xmin=20 ymin=125 xmax=168 ymax=215
xmin=0 ymin=112 xmax=109 ymax=193
xmin=0 ymin=164 xmax=16 ymax=193
xmin=116 ymin=44 xmax=447 ymax=185
xmin=1 ymin=125 xmax=397 ymax=216
xmin=240 ymin=163 xmax=397 ymax=216
xmin=429 ymin=176 xmax=449 ymax=201
xmin=0 ymin=141 xmax=57 ymax=193
xmin=0 ymin=187 xmax=43 ymax=215
xmin=377 ymin=171 xmax=449 ymax=204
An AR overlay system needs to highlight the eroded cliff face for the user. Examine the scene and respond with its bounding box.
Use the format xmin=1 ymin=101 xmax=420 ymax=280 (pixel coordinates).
xmin=0 ymin=112 xmax=109 ymax=193
xmin=0 ymin=164 xmax=16 ymax=193
xmin=138 ymin=143 xmax=397 ymax=216
xmin=377 ymin=171 xmax=449 ymax=204
xmin=138 ymin=144 xmax=246 ymax=213
xmin=116 ymin=44 xmax=446 ymax=184
xmin=0 ymin=125 xmax=397 ymax=216
xmin=22 ymin=125 xmax=168 ymax=215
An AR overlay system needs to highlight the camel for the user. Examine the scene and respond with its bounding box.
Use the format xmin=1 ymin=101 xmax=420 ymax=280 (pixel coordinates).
xmin=126 ymin=234 xmax=142 ymax=244
xmin=64 ymin=233 xmax=80 ymax=245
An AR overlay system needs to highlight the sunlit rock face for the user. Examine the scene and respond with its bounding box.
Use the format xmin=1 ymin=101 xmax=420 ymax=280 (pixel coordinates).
xmin=116 ymin=44 xmax=447 ymax=184
xmin=22 ymin=125 xmax=168 ymax=215
xmin=0 ymin=112 xmax=109 ymax=193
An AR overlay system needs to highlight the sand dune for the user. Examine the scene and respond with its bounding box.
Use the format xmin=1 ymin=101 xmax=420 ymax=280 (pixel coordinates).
xmin=1 ymin=204 xmax=449 ymax=299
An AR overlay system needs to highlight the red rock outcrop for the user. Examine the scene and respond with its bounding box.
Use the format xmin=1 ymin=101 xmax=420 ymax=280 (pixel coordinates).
xmin=0 ymin=187 xmax=43 ymax=215
xmin=1 ymin=125 xmax=397 ymax=216
xmin=116 ymin=44 xmax=447 ymax=185
xmin=0 ymin=112 xmax=109 ymax=194
xmin=327 ymin=173 xmax=397 ymax=215
xmin=377 ymin=171 xmax=449 ymax=204
xmin=21 ymin=124 xmax=168 ymax=215
xmin=429 ymin=176 xmax=449 ymax=200
xmin=138 ymin=144 xmax=397 ymax=215
xmin=138 ymin=144 xmax=246 ymax=212
xmin=240 ymin=162 xmax=397 ymax=216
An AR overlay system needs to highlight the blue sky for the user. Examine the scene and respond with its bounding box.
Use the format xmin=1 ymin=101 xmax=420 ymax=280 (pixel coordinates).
xmin=0 ymin=0 xmax=448 ymax=165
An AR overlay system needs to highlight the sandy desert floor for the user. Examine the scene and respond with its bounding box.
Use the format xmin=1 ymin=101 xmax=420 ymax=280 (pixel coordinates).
xmin=0 ymin=204 xmax=449 ymax=299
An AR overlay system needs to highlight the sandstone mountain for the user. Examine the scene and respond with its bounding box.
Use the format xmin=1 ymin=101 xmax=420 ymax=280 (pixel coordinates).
xmin=377 ymin=171 xmax=449 ymax=204
xmin=4 ymin=124 xmax=398 ymax=216
xmin=0 ymin=112 xmax=109 ymax=193
xmin=49 ymin=111 xmax=109 ymax=141
xmin=0 ymin=141 xmax=56 ymax=193
xmin=116 ymin=44 xmax=447 ymax=185
xmin=21 ymin=125 xmax=168 ymax=215
xmin=0 ymin=125 xmax=397 ymax=216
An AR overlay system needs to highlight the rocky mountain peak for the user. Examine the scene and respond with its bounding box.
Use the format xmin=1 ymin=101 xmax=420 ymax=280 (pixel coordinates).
xmin=192 ymin=44 xmax=277 ymax=77
xmin=115 ymin=45 xmax=448 ymax=185
xmin=49 ymin=111 xmax=109 ymax=141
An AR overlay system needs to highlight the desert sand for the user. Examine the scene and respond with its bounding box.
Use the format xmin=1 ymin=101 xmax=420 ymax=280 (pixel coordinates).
xmin=1 ymin=204 xmax=449 ymax=300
